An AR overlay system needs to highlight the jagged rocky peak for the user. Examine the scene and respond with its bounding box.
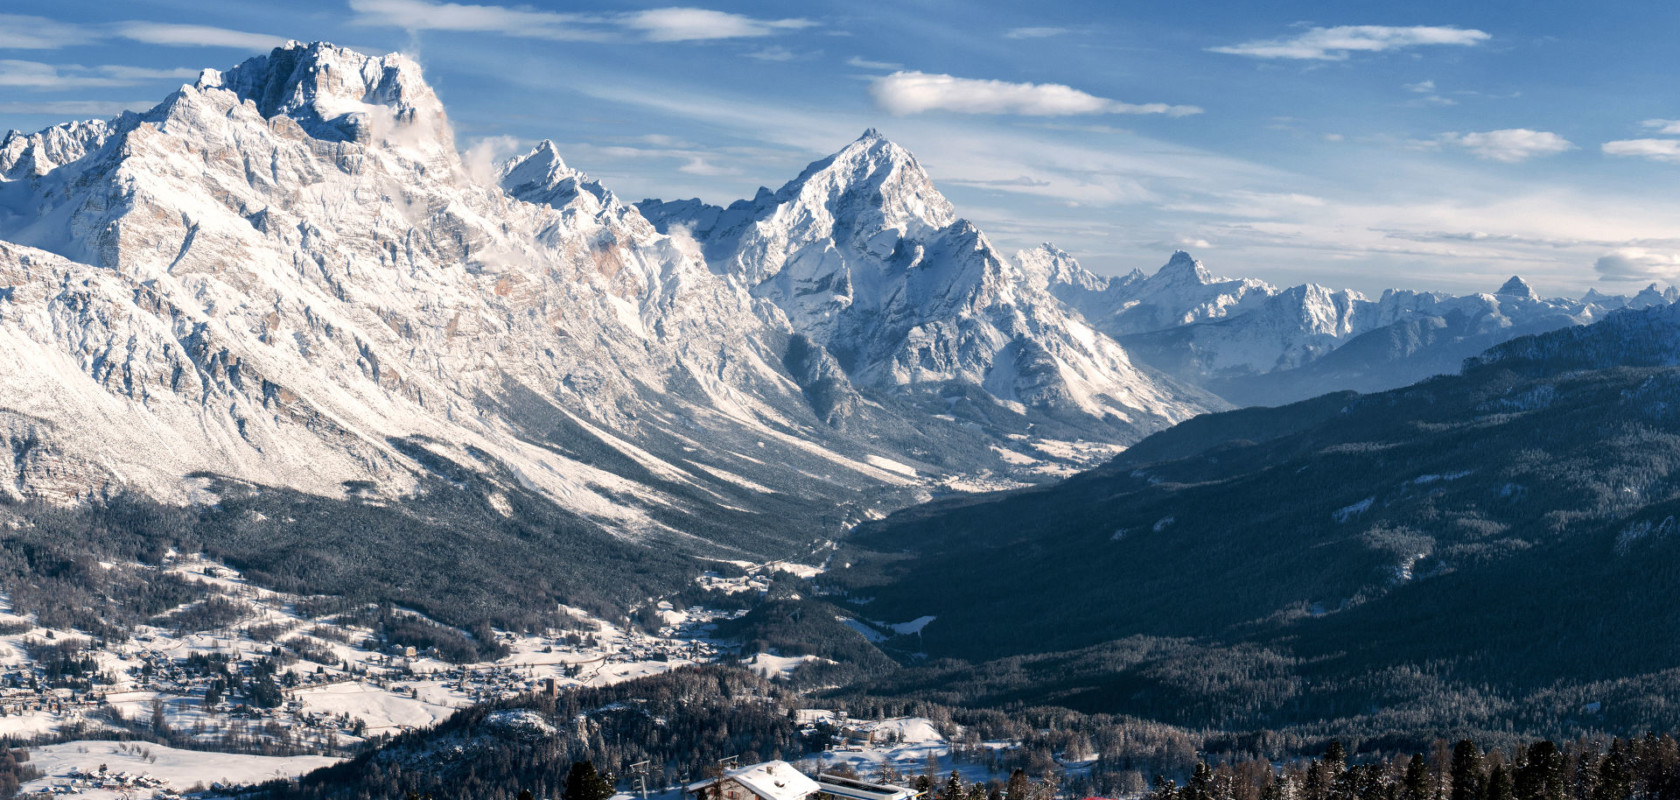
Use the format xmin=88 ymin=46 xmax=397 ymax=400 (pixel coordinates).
xmin=1153 ymin=250 xmax=1214 ymax=284
xmin=0 ymin=118 xmax=122 ymax=179
xmin=1581 ymin=287 xmax=1617 ymax=304
xmin=1630 ymin=282 xmax=1675 ymax=308
xmin=500 ymin=139 xmax=620 ymax=213
xmin=1496 ymin=275 xmax=1539 ymax=301
xmin=200 ymin=40 xmax=452 ymax=152
xmin=1016 ymin=243 xmax=1110 ymax=293
xmin=779 ymin=128 xmax=956 ymax=232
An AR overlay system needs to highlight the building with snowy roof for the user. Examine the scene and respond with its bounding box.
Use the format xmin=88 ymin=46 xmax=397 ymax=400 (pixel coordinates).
xmin=687 ymin=761 xmax=822 ymax=800
xmin=814 ymin=773 xmax=922 ymax=800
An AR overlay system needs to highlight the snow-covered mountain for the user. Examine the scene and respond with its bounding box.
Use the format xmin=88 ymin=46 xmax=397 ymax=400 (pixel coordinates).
xmin=1019 ymin=245 xmax=1672 ymax=405
xmin=0 ymin=42 xmax=1211 ymax=549
xmin=636 ymin=130 xmax=1214 ymax=437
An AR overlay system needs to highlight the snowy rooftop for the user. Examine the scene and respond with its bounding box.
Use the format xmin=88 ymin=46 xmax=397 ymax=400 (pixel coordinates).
xmin=687 ymin=761 xmax=821 ymax=800
xmin=816 ymin=773 xmax=922 ymax=800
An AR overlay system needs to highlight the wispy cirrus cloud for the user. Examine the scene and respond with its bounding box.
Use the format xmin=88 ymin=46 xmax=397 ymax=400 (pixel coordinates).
xmin=1402 ymin=80 xmax=1458 ymax=107
xmin=0 ymin=60 xmax=199 ymax=90
xmin=621 ymin=7 xmax=813 ymax=41
xmin=347 ymin=0 xmax=812 ymax=43
xmin=346 ymin=0 xmax=604 ymax=40
xmin=1005 ymin=27 xmax=1071 ymax=39
xmin=1443 ymin=129 xmax=1574 ymax=163
xmin=846 ymin=56 xmax=901 ymax=71
xmin=1603 ymin=138 xmax=1680 ymax=163
xmin=1210 ymin=25 xmax=1490 ymax=61
xmin=744 ymin=46 xmax=801 ymax=62
xmin=0 ymin=14 xmax=96 ymax=49
xmin=0 ymin=99 xmax=156 ymax=117
xmin=870 ymin=71 xmax=1201 ymax=117
xmin=114 ymin=22 xmax=287 ymax=49
xmin=0 ymin=15 xmax=285 ymax=52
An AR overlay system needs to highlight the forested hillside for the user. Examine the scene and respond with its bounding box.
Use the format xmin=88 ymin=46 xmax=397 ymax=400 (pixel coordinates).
xmin=813 ymin=302 xmax=1680 ymax=737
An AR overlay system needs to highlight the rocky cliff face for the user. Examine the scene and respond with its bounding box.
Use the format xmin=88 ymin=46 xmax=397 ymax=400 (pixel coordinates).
xmin=0 ymin=42 xmax=1212 ymax=541
xmin=637 ymin=131 xmax=1214 ymax=437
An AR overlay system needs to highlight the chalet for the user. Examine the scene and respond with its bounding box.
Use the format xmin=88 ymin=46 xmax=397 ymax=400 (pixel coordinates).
xmin=687 ymin=761 xmax=822 ymax=800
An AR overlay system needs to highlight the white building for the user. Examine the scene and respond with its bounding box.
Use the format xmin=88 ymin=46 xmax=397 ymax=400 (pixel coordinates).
xmin=687 ymin=761 xmax=823 ymax=800
xmin=815 ymin=774 xmax=922 ymax=800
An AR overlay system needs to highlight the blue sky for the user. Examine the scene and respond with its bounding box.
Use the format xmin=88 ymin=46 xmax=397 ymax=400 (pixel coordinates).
xmin=4 ymin=0 xmax=1680 ymax=297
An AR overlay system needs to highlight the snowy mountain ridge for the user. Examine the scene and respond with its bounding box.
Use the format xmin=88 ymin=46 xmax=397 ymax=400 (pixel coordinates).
xmin=1016 ymin=244 xmax=1677 ymax=405
xmin=0 ymin=42 xmax=1209 ymax=546
xmin=636 ymin=130 xmax=1212 ymax=429
xmin=0 ymin=39 xmax=1664 ymax=541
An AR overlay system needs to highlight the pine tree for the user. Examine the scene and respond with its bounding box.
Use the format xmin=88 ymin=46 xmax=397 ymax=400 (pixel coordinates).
xmin=1592 ymin=746 xmax=1632 ymax=800
xmin=1006 ymin=769 xmax=1031 ymax=800
xmin=1404 ymin=754 xmax=1432 ymax=800
xmin=1326 ymin=743 xmax=1349 ymax=775
xmin=1305 ymin=760 xmax=1333 ymax=800
xmin=564 ymin=761 xmax=616 ymax=800
xmin=1187 ymin=763 xmax=1215 ymax=800
xmin=944 ymin=770 xmax=964 ymax=800
xmin=1451 ymin=741 xmax=1484 ymax=800
xmin=1515 ymin=741 xmax=1565 ymax=800
xmin=1486 ymin=766 xmax=1513 ymax=800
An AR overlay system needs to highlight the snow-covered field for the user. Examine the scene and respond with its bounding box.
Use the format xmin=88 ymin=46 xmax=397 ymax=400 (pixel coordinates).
xmin=22 ymin=741 xmax=339 ymax=799
xmin=800 ymin=714 xmax=973 ymax=779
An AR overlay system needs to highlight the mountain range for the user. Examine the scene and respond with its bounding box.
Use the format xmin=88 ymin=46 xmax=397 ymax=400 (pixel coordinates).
xmin=0 ymin=42 xmax=1239 ymax=532
xmin=2 ymin=40 xmax=1678 ymax=660
xmin=1021 ymin=245 xmax=1677 ymax=406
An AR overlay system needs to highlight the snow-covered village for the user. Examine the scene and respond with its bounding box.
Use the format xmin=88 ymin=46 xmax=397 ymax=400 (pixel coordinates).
xmin=0 ymin=550 xmax=1034 ymax=798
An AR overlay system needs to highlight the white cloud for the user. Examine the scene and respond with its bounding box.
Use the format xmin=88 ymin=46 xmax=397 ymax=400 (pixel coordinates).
xmin=0 ymin=99 xmax=154 ymax=116
xmin=1404 ymin=80 xmax=1436 ymax=93
xmin=559 ymin=72 xmax=1680 ymax=298
xmin=678 ymin=156 xmax=736 ymax=175
xmin=870 ymin=71 xmax=1201 ymax=117
xmin=945 ymin=175 xmax=1053 ymax=188
xmin=1595 ymin=247 xmax=1680 ymax=282
xmin=97 ymin=65 xmax=203 ymax=81
xmin=1005 ymin=27 xmax=1071 ymax=39
xmin=1642 ymin=119 xmax=1680 ymax=135
xmin=0 ymin=61 xmax=126 ymax=90
xmin=846 ymin=56 xmax=901 ymax=70
xmin=624 ymin=8 xmax=814 ymax=41
xmin=0 ymin=60 xmax=200 ymax=90
xmin=461 ymin=134 xmax=521 ymax=186
xmin=347 ymin=0 xmax=606 ymax=40
xmin=1445 ymin=129 xmax=1574 ymax=163
xmin=347 ymin=1 xmax=811 ymax=43
xmin=745 ymin=46 xmax=796 ymax=62
xmin=0 ymin=16 xmax=282 ymax=52
xmin=0 ymin=14 xmax=94 ymax=49
xmin=1210 ymin=25 xmax=1490 ymax=61
xmin=1604 ymin=138 xmax=1680 ymax=163
xmin=116 ymin=22 xmax=288 ymax=50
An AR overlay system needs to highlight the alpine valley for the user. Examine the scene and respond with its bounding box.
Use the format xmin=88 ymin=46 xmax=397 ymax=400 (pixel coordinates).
xmin=3 ymin=39 xmax=1680 ymax=798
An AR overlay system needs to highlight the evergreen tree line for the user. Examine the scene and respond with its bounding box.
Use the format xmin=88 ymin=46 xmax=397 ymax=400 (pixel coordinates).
xmin=1146 ymin=736 xmax=1680 ymax=800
